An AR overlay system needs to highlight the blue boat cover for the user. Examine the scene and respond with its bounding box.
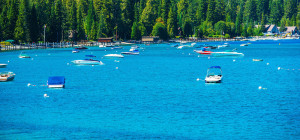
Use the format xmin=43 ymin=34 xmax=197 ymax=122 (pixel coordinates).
xmin=48 ymin=76 xmax=65 ymax=85
xmin=202 ymin=48 xmax=206 ymax=51
xmin=85 ymin=55 xmax=96 ymax=57
xmin=209 ymin=66 xmax=221 ymax=69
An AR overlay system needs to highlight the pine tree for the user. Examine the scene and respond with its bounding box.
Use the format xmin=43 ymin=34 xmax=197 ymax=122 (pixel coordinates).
xmin=196 ymin=0 xmax=207 ymax=25
xmin=140 ymin=0 xmax=159 ymax=35
xmin=284 ymin=0 xmax=297 ymax=19
xmin=98 ymin=10 xmax=108 ymax=38
xmin=206 ymin=0 xmax=216 ymax=24
xmin=215 ymin=0 xmax=225 ymax=22
xmin=14 ymin=0 xmax=29 ymax=42
xmin=7 ymin=0 xmax=19 ymax=39
xmin=161 ymin=0 xmax=170 ymax=23
xmin=29 ymin=4 xmax=39 ymax=42
xmin=244 ymin=0 xmax=257 ymax=23
xmin=235 ymin=5 xmax=243 ymax=36
xmin=183 ymin=17 xmax=192 ymax=37
xmin=90 ymin=20 xmax=97 ymax=40
xmin=0 ymin=2 xmax=9 ymax=40
xmin=269 ymin=0 xmax=283 ymax=25
xmin=77 ymin=2 xmax=85 ymax=40
xmin=167 ymin=5 xmax=178 ymax=38
xmin=85 ymin=0 xmax=95 ymax=40
xmin=131 ymin=21 xmax=141 ymax=40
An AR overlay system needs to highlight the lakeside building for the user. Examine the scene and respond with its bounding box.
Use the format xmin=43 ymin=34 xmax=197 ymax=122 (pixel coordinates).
xmin=142 ymin=36 xmax=159 ymax=43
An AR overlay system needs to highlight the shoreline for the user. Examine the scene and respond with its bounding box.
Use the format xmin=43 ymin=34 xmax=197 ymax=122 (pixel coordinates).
xmin=1 ymin=37 xmax=299 ymax=52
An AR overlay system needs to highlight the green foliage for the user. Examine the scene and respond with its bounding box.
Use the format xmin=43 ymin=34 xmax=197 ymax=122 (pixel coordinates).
xmin=224 ymin=34 xmax=230 ymax=38
xmin=98 ymin=10 xmax=108 ymax=38
xmin=131 ymin=22 xmax=141 ymax=40
xmin=206 ymin=0 xmax=216 ymax=24
xmin=167 ymin=4 xmax=178 ymax=38
xmin=214 ymin=21 xmax=226 ymax=35
xmin=29 ymin=4 xmax=39 ymax=42
xmin=183 ymin=17 xmax=192 ymax=37
xmin=0 ymin=0 xmax=298 ymax=42
xmin=152 ymin=18 xmax=168 ymax=40
xmin=14 ymin=0 xmax=29 ymax=42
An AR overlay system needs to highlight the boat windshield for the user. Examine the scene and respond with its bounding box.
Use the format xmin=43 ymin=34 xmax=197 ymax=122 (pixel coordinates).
xmin=207 ymin=67 xmax=222 ymax=76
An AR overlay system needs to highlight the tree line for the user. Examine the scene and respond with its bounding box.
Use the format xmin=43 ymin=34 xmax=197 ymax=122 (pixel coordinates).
xmin=0 ymin=0 xmax=299 ymax=43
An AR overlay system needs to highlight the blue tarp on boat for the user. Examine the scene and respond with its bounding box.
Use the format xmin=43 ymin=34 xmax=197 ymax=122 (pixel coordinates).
xmin=209 ymin=66 xmax=221 ymax=69
xmin=48 ymin=76 xmax=65 ymax=85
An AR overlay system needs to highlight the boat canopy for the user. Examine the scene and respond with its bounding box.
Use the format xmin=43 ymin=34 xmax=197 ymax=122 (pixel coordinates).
xmin=85 ymin=55 xmax=96 ymax=57
xmin=209 ymin=66 xmax=221 ymax=69
xmin=48 ymin=76 xmax=65 ymax=85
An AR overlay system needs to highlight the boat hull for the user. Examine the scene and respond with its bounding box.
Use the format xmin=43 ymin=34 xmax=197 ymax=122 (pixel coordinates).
xmin=48 ymin=84 xmax=65 ymax=88
xmin=72 ymin=60 xmax=103 ymax=65
xmin=121 ymin=52 xmax=139 ymax=55
xmin=104 ymin=54 xmax=124 ymax=58
xmin=0 ymin=64 xmax=7 ymax=68
xmin=19 ymin=55 xmax=30 ymax=58
xmin=205 ymin=76 xmax=222 ymax=83
xmin=0 ymin=76 xmax=15 ymax=82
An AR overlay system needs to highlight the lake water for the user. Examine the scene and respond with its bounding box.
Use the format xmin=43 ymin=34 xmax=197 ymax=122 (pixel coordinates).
xmin=0 ymin=40 xmax=300 ymax=139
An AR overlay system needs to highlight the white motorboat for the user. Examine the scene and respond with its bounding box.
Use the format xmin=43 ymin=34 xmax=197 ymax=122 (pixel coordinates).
xmin=218 ymin=43 xmax=230 ymax=48
xmin=72 ymin=59 xmax=104 ymax=65
xmin=0 ymin=64 xmax=7 ymax=68
xmin=177 ymin=45 xmax=191 ymax=49
xmin=19 ymin=52 xmax=30 ymax=58
xmin=240 ymin=44 xmax=248 ymax=46
xmin=72 ymin=49 xmax=79 ymax=53
xmin=0 ymin=71 xmax=15 ymax=82
xmin=121 ymin=47 xmax=140 ymax=55
xmin=205 ymin=66 xmax=222 ymax=83
xmin=104 ymin=54 xmax=124 ymax=58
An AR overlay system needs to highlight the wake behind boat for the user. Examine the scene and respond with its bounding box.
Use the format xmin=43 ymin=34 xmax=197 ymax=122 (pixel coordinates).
xmin=211 ymin=50 xmax=244 ymax=57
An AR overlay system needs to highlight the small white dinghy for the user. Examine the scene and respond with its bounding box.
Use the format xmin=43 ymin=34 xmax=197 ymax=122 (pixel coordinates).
xmin=205 ymin=66 xmax=222 ymax=83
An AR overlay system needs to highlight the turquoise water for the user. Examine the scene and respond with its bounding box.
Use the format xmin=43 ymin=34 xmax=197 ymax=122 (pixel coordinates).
xmin=0 ymin=40 xmax=300 ymax=139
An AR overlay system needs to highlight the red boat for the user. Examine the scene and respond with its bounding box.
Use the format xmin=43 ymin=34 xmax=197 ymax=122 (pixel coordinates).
xmin=196 ymin=51 xmax=213 ymax=55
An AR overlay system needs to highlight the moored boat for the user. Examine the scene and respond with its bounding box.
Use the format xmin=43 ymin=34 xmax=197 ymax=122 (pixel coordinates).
xmin=0 ymin=64 xmax=7 ymax=68
xmin=121 ymin=46 xmax=140 ymax=55
xmin=72 ymin=59 xmax=104 ymax=65
xmin=253 ymin=59 xmax=263 ymax=61
xmin=104 ymin=54 xmax=124 ymax=58
xmin=75 ymin=46 xmax=88 ymax=50
xmin=47 ymin=76 xmax=65 ymax=88
xmin=19 ymin=52 xmax=30 ymax=58
xmin=72 ymin=49 xmax=79 ymax=53
xmin=240 ymin=44 xmax=248 ymax=46
xmin=0 ymin=71 xmax=15 ymax=82
xmin=205 ymin=66 xmax=222 ymax=83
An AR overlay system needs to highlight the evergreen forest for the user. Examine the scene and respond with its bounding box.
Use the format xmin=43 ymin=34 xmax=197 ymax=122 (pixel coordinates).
xmin=0 ymin=0 xmax=299 ymax=43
